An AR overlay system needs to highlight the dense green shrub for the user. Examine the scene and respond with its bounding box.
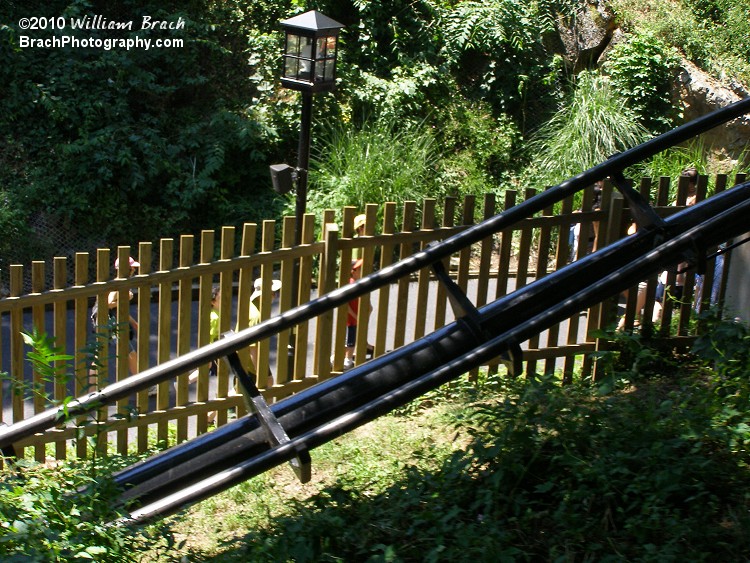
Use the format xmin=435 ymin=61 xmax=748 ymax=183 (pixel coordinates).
xmin=0 ymin=458 xmax=174 ymax=562
xmin=604 ymin=31 xmax=682 ymax=134
xmin=437 ymin=100 xmax=519 ymax=182
xmin=0 ymin=329 xmax=172 ymax=561
xmin=611 ymin=0 xmax=750 ymax=89
xmin=682 ymin=0 xmax=750 ymax=74
xmin=231 ymin=321 xmax=750 ymax=562
xmin=0 ymin=0 xmax=292 ymax=254
xmin=440 ymin=0 xmax=560 ymax=130
xmin=1 ymin=0 xmax=747 ymax=266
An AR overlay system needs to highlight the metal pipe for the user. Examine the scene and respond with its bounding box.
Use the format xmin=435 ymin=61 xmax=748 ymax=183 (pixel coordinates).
xmin=114 ymin=182 xmax=750 ymax=505
xmin=123 ymin=192 xmax=750 ymax=524
xmin=2 ymin=97 xmax=749 ymax=452
xmin=295 ymin=91 xmax=313 ymax=248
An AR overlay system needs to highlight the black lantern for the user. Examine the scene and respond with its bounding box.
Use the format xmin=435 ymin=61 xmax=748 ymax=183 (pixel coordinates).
xmin=280 ymin=10 xmax=344 ymax=93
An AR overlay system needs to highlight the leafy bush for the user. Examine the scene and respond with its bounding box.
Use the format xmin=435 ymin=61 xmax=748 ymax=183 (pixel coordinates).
xmin=611 ymin=0 xmax=750 ymax=90
xmin=692 ymin=311 xmax=750 ymax=454
xmin=604 ymin=31 xmax=682 ymax=134
xmin=0 ymin=191 xmax=48 ymax=285
xmin=441 ymin=0 xmax=559 ymax=129
xmin=0 ymin=458 xmax=175 ymax=562
xmin=436 ymin=100 xmax=520 ymax=189
xmin=0 ymin=0 xmax=289 ymax=255
xmin=345 ymin=64 xmax=442 ymax=127
xmin=0 ymin=328 xmax=173 ymax=561
xmin=683 ymin=0 xmax=750 ymax=84
xmin=627 ymin=137 xmax=749 ymax=203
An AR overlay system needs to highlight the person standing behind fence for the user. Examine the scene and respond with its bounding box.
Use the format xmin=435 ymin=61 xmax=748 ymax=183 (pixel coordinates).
xmin=343 ymin=259 xmax=373 ymax=370
xmin=89 ymin=256 xmax=140 ymax=389
xmin=189 ymin=285 xmax=221 ymax=384
xmin=111 ymin=256 xmax=140 ymax=375
xmin=568 ymin=181 xmax=603 ymax=262
xmin=352 ymin=214 xmax=366 ymax=260
xmin=238 ymin=277 xmax=282 ymax=386
xmin=618 ymin=168 xmax=699 ymax=329
xmin=655 ymin=167 xmax=699 ymax=306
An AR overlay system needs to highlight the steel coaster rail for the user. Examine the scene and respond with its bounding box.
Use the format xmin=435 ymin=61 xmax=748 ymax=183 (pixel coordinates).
xmin=114 ymin=181 xmax=750 ymax=508
xmin=122 ymin=191 xmax=750 ymax=524
xmin=1 ymin=96 xmax=749 ymax=452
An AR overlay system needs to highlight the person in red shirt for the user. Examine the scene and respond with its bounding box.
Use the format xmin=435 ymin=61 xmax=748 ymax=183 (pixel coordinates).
xmin=344 ymin=259 xmax=364 ymax=370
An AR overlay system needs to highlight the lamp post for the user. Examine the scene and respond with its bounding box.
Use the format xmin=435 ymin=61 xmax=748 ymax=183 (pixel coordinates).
xmin=270 ymin=11 xmax=344 ymax=377
xmin=271 ymin=9 xmax=344 ymax=248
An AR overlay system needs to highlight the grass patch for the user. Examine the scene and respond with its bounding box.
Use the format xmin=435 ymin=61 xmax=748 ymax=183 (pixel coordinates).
xmin=4 ymin=318 xmax=750 ymax=561
xmin=167 ymin=392 xmax=471 ymax=561
xmin=165 ymin=330 xmax=750 ymax=561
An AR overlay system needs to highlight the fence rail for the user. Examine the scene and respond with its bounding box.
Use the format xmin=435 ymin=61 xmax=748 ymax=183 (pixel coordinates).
xmin=1 ymin=174 xmax=743 ymax=460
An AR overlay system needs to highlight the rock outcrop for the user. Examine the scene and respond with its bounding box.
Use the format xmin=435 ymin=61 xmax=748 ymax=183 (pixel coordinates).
xmin=676 ymin=60 xmax=750 ymax=163
xmin=549 ymin=0 xmax=617 ymax=74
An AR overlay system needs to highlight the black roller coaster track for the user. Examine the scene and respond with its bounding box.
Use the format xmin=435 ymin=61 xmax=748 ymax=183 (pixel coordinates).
xmin=1 ymin=97 xmax=749 ymax=525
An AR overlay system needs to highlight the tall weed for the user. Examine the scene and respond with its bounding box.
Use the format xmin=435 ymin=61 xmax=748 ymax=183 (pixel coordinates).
xmin=0 ymin=331 xmax=174 ymax=561
xmin=306 ymin=117 xmax=440 ymax=224
xmin=611 ymin=0 xmax=750 ymax=86
xmin=523 ymin=70 xmax=651 ymax=188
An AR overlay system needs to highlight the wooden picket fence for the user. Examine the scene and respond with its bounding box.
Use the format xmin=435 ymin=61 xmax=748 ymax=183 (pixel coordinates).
xmin=0 ymin=174 xmax=743 ymax=461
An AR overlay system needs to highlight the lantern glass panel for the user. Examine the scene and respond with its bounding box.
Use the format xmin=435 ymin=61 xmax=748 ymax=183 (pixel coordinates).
xmin=284 ymin=33 xmax=315 ymax=81
xmin=284 ymin=56 xmax=298 ymax=78
xmin=298 ymin=36 xmax=313 ymax=80
xmin=316 ymin=36 xmax=327 ymax=58
xmin=286 ymin=34 xmax=301 ymax=56
xmin=324 ymin=58 xmax=335 ymax=81
xmin=326 ymin=35 xmax=337 ymax=56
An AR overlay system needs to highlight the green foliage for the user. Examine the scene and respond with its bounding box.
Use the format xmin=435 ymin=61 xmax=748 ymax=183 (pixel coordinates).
xmin=692 ymin=313 xmax=750 ymax=456
xmin=0 ymin=328 xmax=173 ymax=561
xmin=342 ymin=0 xmax=442 ymax=74
xmin=442 ymin=0 xmax=540 ymax=59
xmin=0 ymin=0 xmax=747 ymax=269
xmin=212 ymin=362 xmax=750 ymax=560
xmin=638 ymin=138 xmax=710 ymax=181
xmin=683 ymin=0 xmax=750 ymax=83
xmin=19 ymin=329 xmax=75 ymax=409
xmin=0 ymin=193 xmax=47 ymax=279
xmin=0 ymin=458 xmax=174 ymax=562
xmin=440 ymin=0 xmax=557 ymax=127
xmin=183 ymin=321 xmax=750 ymax=561
xmin=436 ymin=100 xmax=520 ymax=189
xmin=604 ymin=31 xmax=682 ymax=133
xmin=627 ymin=137 xmax=749 ymax=202
xmin=0 ymin=0 xmax=287 ymax=253
xmin=692 ymin=311 xmax=750 ymax=371
xmin=307 ymin=117 xmax=440 ymax=222
xmin=612 ymin=0 xmax=750 ymax=86
xmin=345 ymin=64 xmax=442 ymax=126
xmin=523 ymin=70 xmax=651 ymax=188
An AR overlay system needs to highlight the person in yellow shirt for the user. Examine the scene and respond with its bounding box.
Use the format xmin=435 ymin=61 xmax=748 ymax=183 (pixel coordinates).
xmin=241 ymin=277 xmax=282 ymax=386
